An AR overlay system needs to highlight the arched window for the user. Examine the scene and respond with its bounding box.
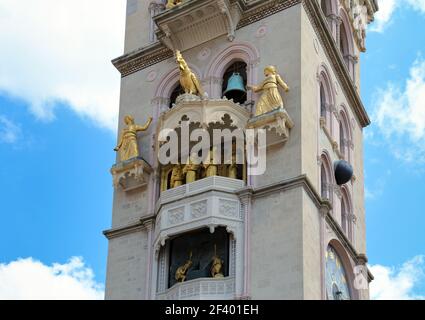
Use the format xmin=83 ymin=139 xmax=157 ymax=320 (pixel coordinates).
xmin=320 ymin=83 xmax=327 ymax=119
xmin=339 ymin=10 xmax=356 ymax=80
xmin=222 ymin=61 xmax=247 ymax=105
xmin=320 ymin=0 xmax=337 ymax=39
xmin=321 ymin=0 xmax=332 ymax=17
xmin=148 ymin=1 xmax=166 ymax=43
xmin=169 ymin=84 xmax=184 ymax=109
xmin=341 ymin=188 xmax=353 ymax=242
xmin=341 ymin=193 xmax=348 ymax=234
xmin=339 ymin=108 xmax=352 ymax=162
xmin=339 ymin=23 xmax=350 ymax=67
xmin=321 ymin=164 xmax=329 ymax=200
xmin=320 ymin=153 xmax=333 ymax=202
xmin=318 ymin=65 xmax=334 ymax=129
xmin=339 ymin=120 xmax=345 ymax=156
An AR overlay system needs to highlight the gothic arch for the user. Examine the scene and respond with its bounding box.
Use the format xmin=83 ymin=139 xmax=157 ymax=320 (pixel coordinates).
xmin=320 ymin=0 xmax=339 ymax=39
xmin=338 ymin=104 xmax=353 ymax=162
xmin=326 ymin=239 xmax=358 ymax=300
xmin=320 ymin=150 xmax=334 ymax=204
xmin=339 ymin=8 xmax=356 ymax=79
xmin=317 ymin=64 xmax=335 ymax=130
xmin=205 ymin=42 xmax=260 ymax=100
xmin=340 ymin=186 xmax=354 ymax=242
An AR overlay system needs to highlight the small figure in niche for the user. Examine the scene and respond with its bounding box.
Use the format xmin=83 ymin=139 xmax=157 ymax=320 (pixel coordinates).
xmin=175 ymin=251 xmax=193 ymax=283
xmin=210 ymin=245 xmax=224 ymax=278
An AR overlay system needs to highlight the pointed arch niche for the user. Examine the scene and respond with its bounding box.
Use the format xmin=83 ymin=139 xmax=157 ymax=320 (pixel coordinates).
xmin=205 ymin=42 xmax=260 ymax=104
xmin=317 ymin=64 xmax=335 ymax=132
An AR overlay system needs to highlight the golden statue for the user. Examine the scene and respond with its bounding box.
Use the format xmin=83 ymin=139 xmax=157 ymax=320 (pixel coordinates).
xmin=210 ymin=245 xmax=224 ymax=278
xmin=228 ymin=153 xmax=238 ymax=179
xmin=203 ymin=147 xmax=218 ymax=178
xmin=114 ymin=115 xmax=153 ymax=162
xmin=183 ymin=153 xmax=200 ymax=184
xmin=247 ymin=65 xmax=290 ymax=116
xmin=166 ymin=0 xmax=184 ymax=10
xmin=175 ymin=252 xmax=193 ymax=283
xmin=170 ymin=164 xmax=184 ymax=189
xmin=175 ymin=50 xmax=205 ymax=97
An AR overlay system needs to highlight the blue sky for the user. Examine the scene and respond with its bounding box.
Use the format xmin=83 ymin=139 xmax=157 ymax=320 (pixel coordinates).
xmin=0 ymin=0 xmax=424 ymax=299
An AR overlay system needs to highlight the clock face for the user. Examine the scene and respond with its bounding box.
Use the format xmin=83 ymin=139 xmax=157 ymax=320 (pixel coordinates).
xmin=325 ymin=246 xmax=351 ymax=300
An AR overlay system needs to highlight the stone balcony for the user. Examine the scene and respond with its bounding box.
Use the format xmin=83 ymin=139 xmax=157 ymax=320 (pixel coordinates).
xmin=157 ymin=277 xmax=236 ymax=300
xmin=154 ymin=176 xmax=245 ymax=249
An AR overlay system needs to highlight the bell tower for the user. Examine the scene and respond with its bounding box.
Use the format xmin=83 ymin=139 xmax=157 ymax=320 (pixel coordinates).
xmin=104 ymin=0 xmax=378 ymax=300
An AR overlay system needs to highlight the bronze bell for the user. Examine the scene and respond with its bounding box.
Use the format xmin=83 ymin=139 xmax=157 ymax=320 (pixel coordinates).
xmin=223 ymin=73 xmax=247 ymax=102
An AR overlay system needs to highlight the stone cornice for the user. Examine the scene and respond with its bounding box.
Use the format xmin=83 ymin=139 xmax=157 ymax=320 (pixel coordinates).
xmin=103 ymin=214 xmax=156 ymax=240
xmin=237 ymin=0 xmax=301 ymax=29
xmin=112 ymin=0 xmax=301 ymax=78
xmin=112 ymin=42 xmax=173 ymax=78
xmin=303 ymin=0 xmax=371 ymax=127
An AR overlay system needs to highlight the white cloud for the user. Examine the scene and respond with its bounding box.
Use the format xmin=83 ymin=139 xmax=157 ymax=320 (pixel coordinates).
xmin=371 ymin=0 xmax=425 ymax=33
xmin=0 ymin=0 xmax=126 ymax=132
xmin=370 ymin=0 xmax=398 ymax=32
xmin=0 ymin=115 xmax=22 ymax=144
xmin=370 ymin=256 xmax=425 ymax=300
xmin=0 ymin=257 xmax=104 ymax=300
xmin=372 ymin=57 xmax=425 ymax=163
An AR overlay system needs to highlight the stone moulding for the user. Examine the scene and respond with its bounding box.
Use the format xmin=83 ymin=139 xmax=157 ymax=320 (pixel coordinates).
xmin=110 ymin=157 xmax=153 ymax=191
xmin=154 ymin=0 xmax=244 ymax=52
xmin=246 ymin=107 xmax=294 ymax=142
xmin=157 ymin=98 xmax=251 ymax=140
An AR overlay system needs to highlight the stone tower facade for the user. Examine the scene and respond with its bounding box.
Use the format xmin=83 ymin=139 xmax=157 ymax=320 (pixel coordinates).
xmin=104 ymin=0 xmax=378 ymax=300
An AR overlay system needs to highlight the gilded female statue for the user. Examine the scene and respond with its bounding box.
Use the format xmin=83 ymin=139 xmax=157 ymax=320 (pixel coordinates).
xmin=170 ymin=164 xmax=184 ymax=189
xmin=203 ymin=147 xmax=218 ymax=178
xmin=247 ymin=66 xmax=290 ymax=116
xmin=114 ymin=115 xmax=153 ymax=162
xmin=228 ymin=153 xmax=238 ymax=179
xmin=183 ymin=153 xmax=200 ymax=184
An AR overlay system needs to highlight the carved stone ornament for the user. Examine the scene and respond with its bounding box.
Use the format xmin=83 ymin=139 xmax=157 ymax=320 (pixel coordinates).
xmin=110 ymin=157 xmax=153 ymax=191
xmin=154 ymin=0 xmax=242 ymax=51
xmin=246 ymin=107 xmax=294 ymax=142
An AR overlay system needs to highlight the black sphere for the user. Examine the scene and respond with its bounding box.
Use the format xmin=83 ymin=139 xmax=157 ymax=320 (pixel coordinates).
xmin=334 ymin=160 xmax=353 ymax=186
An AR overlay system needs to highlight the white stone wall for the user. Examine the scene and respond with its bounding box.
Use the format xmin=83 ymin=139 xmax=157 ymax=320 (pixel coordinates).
xmin=250 ymin=187 xmax=304 ymax=300
xmin=105 ymin=230 xmax=149 ymax=300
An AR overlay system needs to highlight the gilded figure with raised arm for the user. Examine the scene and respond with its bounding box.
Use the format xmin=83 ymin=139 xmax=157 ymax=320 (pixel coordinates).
xmin=247 ymin=65 xmax=290 ymax=116
xmin=114 ymin=115 xmax=153 ymax=162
